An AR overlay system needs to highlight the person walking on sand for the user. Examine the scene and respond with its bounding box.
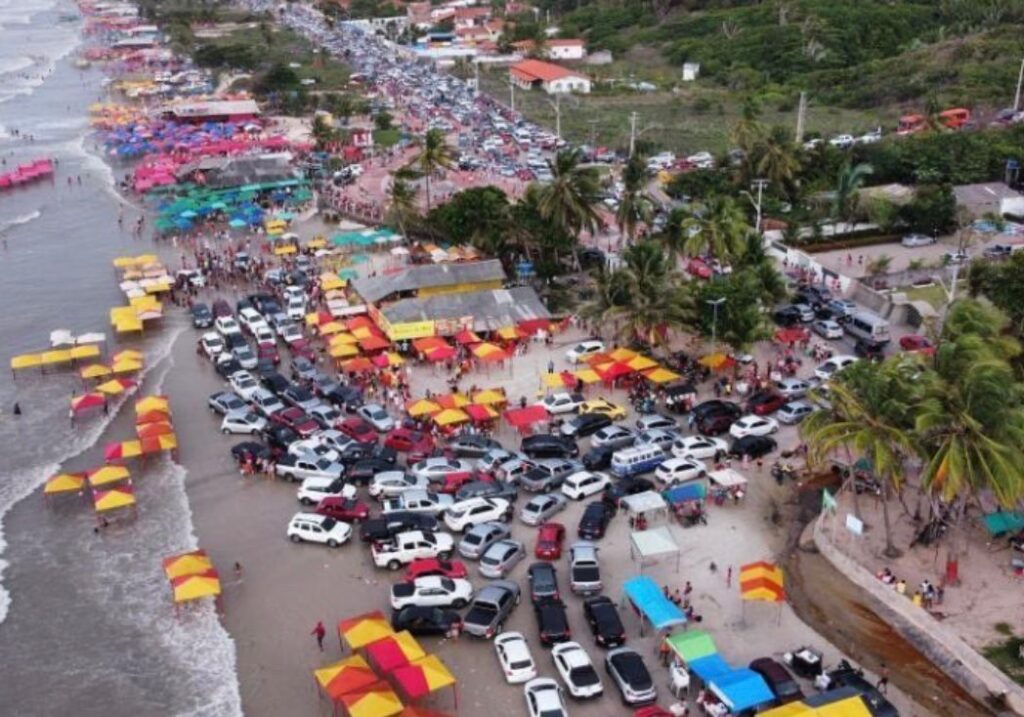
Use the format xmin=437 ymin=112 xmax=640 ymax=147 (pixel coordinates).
xmin=312 ymin=621 xmax=326 ymax=651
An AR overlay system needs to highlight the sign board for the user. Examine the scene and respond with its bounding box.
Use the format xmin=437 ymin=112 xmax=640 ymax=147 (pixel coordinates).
xmin=845 ymin=513 xmax=864 ymax=536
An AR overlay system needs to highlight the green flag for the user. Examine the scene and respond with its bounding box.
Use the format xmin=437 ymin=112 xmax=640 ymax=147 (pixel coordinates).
xmin=822 ymin=488 xmax=838 ymax=513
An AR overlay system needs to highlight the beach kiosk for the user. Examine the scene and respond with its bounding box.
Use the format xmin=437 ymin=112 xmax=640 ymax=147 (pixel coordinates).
xmin=621 ymin=575 xmax=686 ymax=637
xmin=708 ymin=468 xmax=748 ymax=505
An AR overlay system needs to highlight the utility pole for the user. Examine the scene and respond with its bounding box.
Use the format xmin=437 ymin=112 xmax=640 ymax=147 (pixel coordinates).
xmin=795 ymin=91 xmax=807 ymax=144
xmin=629 ymin=111 xmax=638 ymax=158
xmin=509 ymin=79 xmax=515 ymax=114
xmin=552 ymin=94 xmax=562 ymax=140
xmin=750 ymin=178 xmax=768 ymax=234
xmin=706 ymin=297 xmax=726 ymax=347
xmin=1014 ymin=57 xmax=1024 ymax=112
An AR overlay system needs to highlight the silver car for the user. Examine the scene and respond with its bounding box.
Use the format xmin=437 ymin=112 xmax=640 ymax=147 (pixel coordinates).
xmin=634 ymin=414 xmax=676 ymax=432
xmin=811 ymin=319 xmax=843 ymax=340
xmin=634 ymin=429 xmax=678 ymax=452
xmin=356 ymin=403 xmax=395 ymax=432
xmin=459 ymin=521 xmax=511 ymax=560
xmin=590 ymin=424 xmax=636 ymax=449
xmin=901 ymin=233 xmax=935 ymax=247
xmin=519 ymin=493 xmax=568 ymax=526
xmin=479 ymin=539 xmax=526 ymax=578
xmin=776 ymin=378 xmax=812 ymax=399
xmin=778 ymin=401 xmax=814 ymax=425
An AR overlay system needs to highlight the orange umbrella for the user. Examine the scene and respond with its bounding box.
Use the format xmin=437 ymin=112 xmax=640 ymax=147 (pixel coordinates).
xmin=171 ymin=569 xmax=221 ymax=604
xmin=136 ymin=409 xmax=171 ymax=425
xmin=341 ymin=357 xmax=374 ymax=373
xmin=137 ymin=421 xmax=174 ymax=439
xmin=140 ymin=433 xmax=177 ymax=454
xmin=338 ymin=611 xmax=394 ymax=650
xmin=739 ymin=561 xmax=785 ymax=602
xmin=314 ymin=654 xmax=379 ymax=701
xmin=346 ymin=316 xmax=376 ymax=331
xmin=360 ymin=335 xmax=390 ymax=352
xmin=471 ymin=343 xmax=509 ymax=362
xmin=71 ymin=392 xmax=106 ymax=413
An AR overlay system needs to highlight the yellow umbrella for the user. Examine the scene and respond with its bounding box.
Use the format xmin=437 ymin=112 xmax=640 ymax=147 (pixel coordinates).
xmin=472 ymin=388 xmax=507 ymax=405
xmin=406 ymin=399 xmax=441 ymax=417
xmin=319 ymin=321 xmax=345 ymax=335
xmin=433 ymin=408 xmax=469 ymax=427
xmin=40 ymin=349 xmax=72 ymax=365
xmin=114 ymin=317 xmax=143 ymax=333
xmin=88 ymin=465 xmax=130 ymax=487
xmin=542 ymin=372 xmax=569 ymax=388
xmin=627 ymin=355 xmax=659 ymax=371
xmin=574 ymin=369 xmax=602 ymax=384
xmin=44 ymin=473 xmax=86 ymax=495
xmin=609 ymin=347 xmax=637 ymax=362
xmin=329 ymin=332 xmax=359 ymax=346
xmin=113 ymin=350 xmax=143 ymax=363
xmin=96 ymin=378 xmax=135 ymax=395
xmin=162 ymin=550 xmax=214 ymax=580
xmin=80 ymin=363 xmax=112 ymax=379
xmin=644 ymin=367 xmax=682 ymax=384
xmin=171 ymin=572 xmax=221 ymax=603
xmin=10 ymin=353 xmax=42 ymax=370
xmin=273 ymin=244 xmax=297 ymax=256
xmin=320 ymin=275 xmax=346 ymax=291
xmin=69 ymin=345 xmax=101 ymax=361
xmin=111 ymin=359 xmax=143 ymax=374
xmin=307 ymin=237 xmax=327 ymax=249
xmin=135 ymin=396 xmax=169 ymax=414
xmin=329 ymin=342 xmax=360 ymax=359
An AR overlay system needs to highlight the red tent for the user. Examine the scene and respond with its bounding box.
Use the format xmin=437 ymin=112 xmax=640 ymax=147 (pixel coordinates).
xmin=503 ymin=405 xmax=549 ymax=433
xmin=453 ymin=329 xmax=481 ymax=345
xmin=424 ymin=345 xmax=456 ymax=362
xmin=774 ymin=327 xmax=809 ymax=344
xmin=360 ymin=336 xmax=391 ymax=352
xmin=596 ymin=361 xmax=633 ymax=382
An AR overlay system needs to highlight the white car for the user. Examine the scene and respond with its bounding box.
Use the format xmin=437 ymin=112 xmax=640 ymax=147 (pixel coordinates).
xmin=561 ymin=471 xmax=611 ymax=500
xmin=671 ymin=435 xmax=727 ymax=461
xmin=238 ymin=307 xmax=269 ymax=335
xmin=286 ymin=297 xmax=307 ymax=321
xmin=356 ymin=403 xmax=395 ymax=432
xmin=811 ymin=319 xmax=844 ymax=340
xmin=220 ymin=410 xmax=267 ymax=435
xmin=565 ymin=339 xmax=604 ymax=364
xmin=655 ymin=457 xmax=706 ymax=485
xmin=280 ymin=323 xmax=304 ymax=343
xmin=382 ymin=490 xmax=454 ymax=516
xmin=288 ymin=437 xmax=341 ymax=462
xmin=389 ymin=576 xmax=474 ymax=610
xmin=729 ymin=415 xmax=779 ymax=438
xmin=687 ymin=151 xmax=714 ymax=169
xmin=900 ymin=233 xmax=935 ymax=248
xmin=316 ymin=429 xmax=357 ymax=454
xmin=537 ymin=392 xmax=584 ymax=415
xmin=297 ymin=477 xmax=357 ymax=505
xmin=524 ymin=678 xmax=568 ymax=717
xmin=369 ymin=471 xmax=430 ymax=498
xmin=552 ymin=642 xmax=604 ymax=699
xmin=815 ymin=354 xmax=858 ymax=381
xmin=215 ymin=316 xmax=242 ymax=337
xmin=444 ymin=497 xmax=512 ymax=532
xmin=495 ymin=632 xmax=538 ymax=684
xmin=286 ymin=512 xmax=352 ymax=547
xmin=229 ymin=370 xmax=261 ymax=401
xmin=253 ymin=324 xmax=276 ymax=346
xmin=777 ymin=377 xmax=812 ymax=399
xmin=200 ymin=332 xmax=224 ymax=358
xmin=250 ymin=388 xmax=285 ymax=417
xmin=829 ymin=134 xmax=854 ymax=149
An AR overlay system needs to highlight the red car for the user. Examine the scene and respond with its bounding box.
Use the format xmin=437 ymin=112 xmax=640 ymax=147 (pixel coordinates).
xmin=899 ymin=334 xmax=935 ymax=355
xmin=340 ymin=417 xmax=378 ymax=444
xmin=271 ymin=407 xmax=319 ymax=437
xmin=315 ymin=496 xmax=370 ymax=523
xmin=403 ymin=558 xmax=469 ymax=582
xmin=384 ymin=427 xmax=436 ymax=463
xmin=257 ymin=342 xmax=280 ymax=365
xmin=289 ymin=338 xmax=317 ymax=361
xmin=634 ymin=708 xmax=674 ymax=717
xmin=535 ymin=522 xmax=566 ymax=560
xmin=686 ymin=258 xmax=712 ymax=279
xmin=746 ymin=390 xmax=786 ymax=416
xmin=436 ymin=472 xmax=476 ymax=495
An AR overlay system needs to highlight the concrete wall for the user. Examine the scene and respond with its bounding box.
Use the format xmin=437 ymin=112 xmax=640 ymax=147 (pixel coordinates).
xmin=812 ymin=516 xmax=1024 ymax=715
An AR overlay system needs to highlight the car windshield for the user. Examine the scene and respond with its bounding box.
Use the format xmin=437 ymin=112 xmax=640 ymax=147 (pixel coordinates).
xmin=570 ymin=666 xmax=600 ymax=686
xmin=320 ymin=517 xmax=337 ymax=531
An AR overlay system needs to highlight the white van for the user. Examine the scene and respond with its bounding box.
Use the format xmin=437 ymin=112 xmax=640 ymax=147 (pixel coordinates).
xmin=565 ymin=339 xmax=605 ymax=364
xmin=844 ymin=311 xmax=891 ymax=344
xmin=610 ymin=444 xmax=666 ymax=478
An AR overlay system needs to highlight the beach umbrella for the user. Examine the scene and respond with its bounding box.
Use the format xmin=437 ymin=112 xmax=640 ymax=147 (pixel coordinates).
xmin=321 ymin=275 xmax=346 ymax=291
xmin=136 ymin=409 xmax=171 ymax=425
xmin=349 ymin=254 xmax=370 ymax=265
xmin=113 ymin=349 xmax=144 ymax=363
xmin=104 ymin=440 xmax=142 ymax=461
xmin=93 ymin=486 xmax=136 ymax=513
xmin=135 ymin=395 xmax=169 ymax=415
xmin=431 ymin=394 xmax=466 ymax=410
xmin=472 ymin=388 xmax=507 ymax=406
xmin=10 ymin=353 xmax=42 ymax=370
xmin=360 ymin=335 xmax=390 ymax=353
xmin=329 ymin=333 xmax=359 ymax=346
xmin=644 ymin=367 xmax=681 ymax=384
xmin=338 ymin=611 xmax=394 ymax=651
xmin=364 ymin=631 xmax=425 ymax=673
xmin=140 ymin=433 xmax=177 ymax=454
xmin=739 ymin=561 xmax=785 ymax=602
xmin=80 ymin=363 xmax=112 ymax=380
xmin=405 ymin=399 xmax=441 ymax=417
xmin=306 ymin=310 xmax=333 ymax=327
xmin=541 ymin=372 xmax=573 ymax=389
xmin=341 ymin=357 xmax=374 ymax=373
xmin=111 ymin=358 xmax=143 ymax=374
xmin=273 ymin=244 xmax=297 ymax=256
xmin=41 ymin=349 xmax=73 ymax=366
xmin=43 ymin=473 xmax=86 ymax=496
xmin=432 ymin=408 xmax=469 ymax=427
xmin=88 ymin=465 xmax=130 ymax=488
xmin=306 ymin=237 xmax=327 ymax=250
xmin=329 ymin=343 xmax=360 ymax=359
xmin=371 ymin=352 xmax=403 ymax=369
xmin=424 ymin=345 xmax=456 ymax=362
xmin=338 ymin=682 xmax=404 ymax=717
xmin=69 ymin=345 xmax=101 ymax=361
xmin=318 ymin=321 xmax=346 ymax=336
xmin=471 ymin=343 xmax=509 ymax=362
xmin=71 ymin=392 xmax=107 ymax=413
xmin=698 ymin=353 xmax=735 ymax=372
xmin=464 ymin=404 xmax=498 ymax=423
xmin=595 ymin=361 xmax=633 ymax=382
xmin=350 ymin=326 xmax=380 ymax=341
xmin=171 ymin=569 xmax=221 ymax=604
xmin=137 ymin=421 xmax=174 ymax=439
xmin=627 ymin=355 xmax=659 ymax=372
xmin=494 ymin=326 xmax=525 ymax=341
xmin=347 ymin=316 xmax=376 ymax=331
xmin=453 ymin=329 xmax=481 ymax=345
xmin=96 ymin=377 xmax=137 ymax=395
xmin=609 ymin=347 xmax=638 ymax=362
xmin=314 ymin=655 xmax=379 ymax=702
xmin=390 ymin=654 xmax=456 ymax=702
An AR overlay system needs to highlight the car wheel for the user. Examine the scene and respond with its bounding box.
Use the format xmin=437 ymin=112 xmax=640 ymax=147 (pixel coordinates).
xmin=438 ymin=550 xmax=452 ymax=560
xmin=289 ymin=534 xmax=301 ymax=543
xmin=327 ymin=539 xmax=339 ymax=548
xmin=495 ymin=621 xmax=504 ymax=635
xmin=300 ymin=498 xmax=313 ymax=506
xmin=452 ymin=598 xmax=467 ymax=609
xmin=251 ymin=429 xmax=260 ymax=435
xmin=387 ymin=560 xmax=401 ymax=571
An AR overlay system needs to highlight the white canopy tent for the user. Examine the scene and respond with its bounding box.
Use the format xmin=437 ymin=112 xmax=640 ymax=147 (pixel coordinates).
xmin=630 ymin=525 xmax=681 ymax=573
xmin=620 ymin=490 xmax=669 ymax=525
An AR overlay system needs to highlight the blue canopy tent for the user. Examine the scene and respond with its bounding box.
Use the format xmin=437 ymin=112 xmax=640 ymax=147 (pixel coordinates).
xmin=665 ymin=482 xmax=707 ymax=503
xmin=984 ymin=511 xmax=1024 ymax=537
xmin=622 ymin=575 xmax=686 ymax=636
xmin=708 ymin=668 xmax=774 ymax=713
xmin=688 ymin=653 xmax=731 ymax=683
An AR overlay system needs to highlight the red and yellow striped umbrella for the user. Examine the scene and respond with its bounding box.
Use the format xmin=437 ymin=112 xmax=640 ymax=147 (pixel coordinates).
xmin=364 ymin=631 xmax=425 ymax=673
xmin=338 ymin=611 xmax=394 ymax=650
xmin=314 ymin=654 xmax=379 ymax=701
xmin=390 ymin=654 xmax=456 ymax=700
xmin=338 ymin=681 xmax=404 ymax=717
xmin=405 ymin=399 xmax=441 ymax=417
xmin=162 ymin=549 xmax=214 ymax=580
xmin=171 ymin=569 xmax=221 ymax=604
xmin=104 ymin=440 xmax=142 ymax=461
xmin=44 ymin=472 xmax=86 ymax=495
xmin=739 ymin=561 xmax=785 ymax=602
xmin=88 ymin=465 xmax=130 ymax=487
xmin=93 ymin=486 xmax=136 ymax=512
xmin=137 ymin=421 xmax=174 ymax=439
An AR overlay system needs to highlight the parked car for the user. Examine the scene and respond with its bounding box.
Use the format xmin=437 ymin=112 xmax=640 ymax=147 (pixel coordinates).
xmin=815 ymin=354 xmax=858 ymax=381
xmin=749 ymin=657 xmax=804 ymax=704
xmin=444 ymin=497 xmax=512 ymax=532
xmin=559 ymin=412 xmax=612 ymax=439
xmin=403 ymin=557 xmax=468 ymax=582
xmin=729 ymin=435 xmax=778 ymax=459
xmin=578 ymin=398 xmax=626 ymax=421
xmin=447 ymin=434 xmax=501 ymax=458
xmin=778 ymin=401 xmax=814 ymax=425
xmin=569 ymin=542 xmax=602 ymax=594
xmin=520 ymin=493 xmax=568 ymax=526
xmin=777 ymin=378 xmax=812 ymax=399
xmin=561 ymin=471 xmax=612 ymax=500
xmin=605 ymin=647 xmax=657 ymax=705
xmin=901 ymin=233 xmax=936 ymax=247
xmin=730 ymin=415 xmax=779 ymax=439
xmin=391 ymin=606 xmax=462 ymax=637
xmin=521 ymin=435 xmax=579 ymax=459
xmin=583 ymin=596 xmax=626 ymax=648
xmin=654 ymin=457 xmax=706 ymax=485
xmin=369 ymin=471 xmax=429 ymax=499
xmin=208 ymin=391 xmax=246 ymax=416
xmin=389 ymin=575 xmax=474 ymax=610
xmin=812 ymin=319 xmax=844 ymax=339
xmin=221 ymin=410 xmax=267 ymax=435
xmin=533 ymin=522 xmax=566 ymax=560
xmin=286 ymin=512 xmax=352 ymax=547
xmin=191 ymin=303 xmax=214 ymax=328
xmin=670 ymin=435 xmax=728 ymax=461
xmin=552 ymin=642 xmax=603 ymax=699
xmin=745 ymin=391 xmax=786 ymax=416
xmin=590 ymin=425 xmax=636 ymax=450
xmin=462 ymin=579 xmax=521 ymax=638
xmin=565 ymin=340 xmax=605 ymax=364
xmin=359 ymin=512 xmax=438 ymax=543
xmin=339 ymin=417 xmax=379 ymax=444
xmin=381 ymin=489 xmax=454 ymax=516
xmin=533 ymin=598 xmax=572 ymax=646
xmin=524 ymin=678 xmax=568 ymax=717
xmin=581 ymin=444 xmax=617 ymax=471
xmin=577 ymin=501 xmax=614 ymax=540
xmin=356 ymin=403 xmax=395 ymax=432
xmin=899 ymin=334 xmax=934 ymax=354
xmin=495 ymin=632 xmax=538 ymax=684
xmin=297 ymin=477 xmax=356 ymax=506
xmin=479 ymin=538 xmax=527 ymax=578
xmin=520 ymin=459 xmax=582 ymax=493
xmin=635 ymin=414 xmax=677 ymax=432
xmin=459 ymin=522 xmax=511 ymax=560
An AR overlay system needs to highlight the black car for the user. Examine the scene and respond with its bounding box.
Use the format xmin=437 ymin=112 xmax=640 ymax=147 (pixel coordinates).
xmin=602 ymin=478 xmax=652 ymax=508
xmin=793 ymin=285 xmax=831 ymax=307
xmin=214 ymin=356 xmax=243 ymax=378
xmin=447 ymin=434 xmax=502 ymax=458
xmin=346 ymin=456 xmax=399 ymax=485
xmin=605 ymin=648 xmax=657 ymax=705
xmin=749 ymin=658 xmax=803 ymax=705
xmin=391 ymin=606 xmax=462 ymax=636
xmin=773 ymin=306 xmax=803 ymax=327
xmin=255 ymin=356 xmax=277 ymax=378
xmin=263 ymin=424 xmax=299 ymax=456
xmin=211 ymin=299 xmax=232 ymax=318
xmin=359 ymin=512 xmax=439 ymax=542
xmin=581 ymin=444 xmax=616 ymax=471
xmin=222 ymin=332 xmax=248 ymax=350
xmin=191 ymin=303 xmax=214 ymax=328
xmin=824 ymin=669 xmax=898 ymax=717
xmin=561 ymin=413 xmax=612 ymax=439
xmin=533 ymin=598 xmax=571 ymax=647
xmin=231 ymin=441 xmax=270 ymax=465
xmin=854 ymin=339 xmax=886 ymax=361
xmin=527 ymin=562 xmax=560 ymax=604
xmin=236 ymin=297 xmax=254 ymax=313
xmin=322 ymin=383 xmax=364 ymax=411
xmin=521 ymin=434 xmax=579 ymax=459
xmin=455 ymin=479 xmax=518 ymax=503
xmin=696 ymin=411 xmax=736 ymax=436
xmin=261 ymin=372 xmax=291 ymax=396
xmin=340 ymin=444 xmax=397 ymax=467
xmin=583 ymin=596 xmax=626 ymax=648
xmin=249 ymin=293 xmax=279 ymax=316
xmin=729 ymin=435 xmax=777 ymax=459
xmin=692 ymin=400 xmax=741 ymax=421
xmin=281 ymin=384 xmax=316 ymax=408
xmin=578 ymin=501 xmax=613 ymax=540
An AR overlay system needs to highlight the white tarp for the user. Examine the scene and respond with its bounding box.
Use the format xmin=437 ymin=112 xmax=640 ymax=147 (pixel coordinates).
xmin=630 ymin=525 xmax=681 ymax=573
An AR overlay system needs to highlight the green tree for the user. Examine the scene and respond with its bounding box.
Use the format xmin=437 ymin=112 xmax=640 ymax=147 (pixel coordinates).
xmin=695 ymin=274 xmax=772 ymax=351
xmin=679 ymin=195 xmax=751 ymax=265
xmin=898 ymin=184 xmax=957 ymax=236
xmin=753 ymin=125 xmax=801 ymax=196
xmin=406 ymin=128 xmax=456 ymax=210
xmin=832 ymin=161 xmax=873 ymax=232
xmin=967 ymin=254 xmax=1024 ymax=336
xmin=256 ymin=62 xmax=300 ymax=94
xmin=311 ymin=114 xmax=338 ymax=151
xmin=730 ymin=97 xmax=766 ymax=157
xmin=385 ymin=169 xmax=419 ymax=239
xmin=374 ymin=110 xmax=394 ymax=131
xmin=616 ymin=155 xmax=654 ymax=244
xmin=537 ymin=148 xmax=604 ymax=269
xmin=427 ymin=186 xmax=511 ymax=258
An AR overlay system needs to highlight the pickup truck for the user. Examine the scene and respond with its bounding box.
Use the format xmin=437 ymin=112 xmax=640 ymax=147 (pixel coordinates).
xmin=275 ymin=454 xmax=345 ymax=483
xmin=569 ymin=542 xmax=602 ymax=595
xmin=382 ymin=490 xmax=454 ymax=516
xmin=371 ymin=530 xmax=454 ymax=570
xmin=462 ymin=579 xmax=521 ymax=639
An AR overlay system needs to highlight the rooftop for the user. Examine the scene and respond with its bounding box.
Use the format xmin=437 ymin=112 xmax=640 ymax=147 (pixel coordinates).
xmin=381 ymin=286 xmax=550 ymax=331
xmin=351 ymin=259 xmax=506 ymax=304
xmin=510 ymin=59 xmax=586 ymax=83
xmin=167 ymin=99 xmax=261 ymax=118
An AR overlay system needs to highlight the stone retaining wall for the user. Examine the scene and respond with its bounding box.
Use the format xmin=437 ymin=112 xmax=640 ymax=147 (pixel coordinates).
xmin=811 ymin=516 xmax=1024 ymax=715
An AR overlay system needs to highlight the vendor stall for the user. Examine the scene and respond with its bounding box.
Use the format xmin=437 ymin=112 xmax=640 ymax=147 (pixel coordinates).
xmin=621 ymin=575 xmax=686 ymax=636
xmin=706 ymin=668 xmax=775 ymax=715
xmin=665 ymin=481 xmax=708 ymax=527
xmin=621 ymin=490 xmax=669 ymax=528
xmin=708 ymin=468 xmax=748 ymax=505
xmin=630 ymin=525 xmax=681 ymax=573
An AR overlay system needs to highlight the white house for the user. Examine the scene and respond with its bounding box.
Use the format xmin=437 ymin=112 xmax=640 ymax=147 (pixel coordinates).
xmin=546 ymin=39 xmax=586 ymax=61
xmin=509 ymin=59 xmax=591 ymax=94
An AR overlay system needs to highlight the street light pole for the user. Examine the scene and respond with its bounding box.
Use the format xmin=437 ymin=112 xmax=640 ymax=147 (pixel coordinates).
xmin=745 ymin=178 xmax=768 ymax=235
xmin=706 ymin=297 xmax=726 ymax=347
xmin=1014 ymin=57 xmax=1024 ymax=112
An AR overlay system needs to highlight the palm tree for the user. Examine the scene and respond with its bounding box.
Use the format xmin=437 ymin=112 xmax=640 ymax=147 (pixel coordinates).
xmin=616 ymin=155 xmax=654 ymax=244
xmin=730 ymin=98 xmax=766 ymax=156
xmin=311 ymin=114 xmax=338 ymax=151
xmin=386 ymin=169 xmax=419 ymax=238
xmin=833 ymin=162 xmax=873 ymax=233
xmin=657 ymin=207 xmax=690 ymax=269
xmin=679 ymin=195 xmax=751 ymax=265
xmin=754 ymin=125 xmax=800 ymax=195
xmin=801 ymin=359 xmax=920 ymax=557
xmin=537 ymin=148 xmax=603 ymax=268
xmin=406 ymin=128 xmax=456 ymax=210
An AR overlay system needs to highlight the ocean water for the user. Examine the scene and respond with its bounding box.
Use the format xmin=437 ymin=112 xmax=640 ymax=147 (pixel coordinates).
xmin=0 ymin=2 xmax=242 ymax=715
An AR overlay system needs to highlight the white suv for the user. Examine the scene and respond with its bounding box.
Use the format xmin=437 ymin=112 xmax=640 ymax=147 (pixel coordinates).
xmin=443 ymin=497 xmax=511 ymax=532
xmin=286 ymin=512 xmax=352 ymax=547
xmin=565 ymin=340 xmax=604 ymax=364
